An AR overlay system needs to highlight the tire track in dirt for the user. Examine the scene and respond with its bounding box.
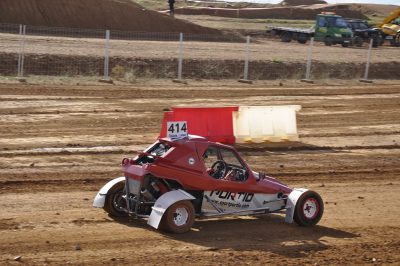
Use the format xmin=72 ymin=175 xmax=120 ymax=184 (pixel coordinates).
xmin=0 ymin=83 xmax=399 ymax=265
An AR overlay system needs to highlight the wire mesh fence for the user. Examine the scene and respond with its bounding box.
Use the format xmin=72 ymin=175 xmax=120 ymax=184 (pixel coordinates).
xmin=0 ymin=22 xmax=398 ymax=82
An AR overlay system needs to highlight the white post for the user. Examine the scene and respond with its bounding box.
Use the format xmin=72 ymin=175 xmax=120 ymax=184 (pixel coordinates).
xmin=238 ymin=36 xmax=252 ymax=83
xmin=364 ymin=38 xmax=373 ymax=81
xmin=243 ymin=36 xmax=250 ymax=81
xmin=21 ymin=25 xmax=26 ymax=77
xmin=17 ymin=24 xmax=22 ymax=77
xmin=177 ymin=32 xmax=183 ymax=80
xmin=305 ymin=37 xmax=314 ymax=80
xmin=17 ymin=25 xmax=26 ymax=79
xmin=103 ymin=30 xmax=110 ymax=81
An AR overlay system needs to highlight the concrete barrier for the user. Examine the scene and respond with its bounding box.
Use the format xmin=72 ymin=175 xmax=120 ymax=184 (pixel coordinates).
xmin=233 ymin=105 xmax=302 ymax=143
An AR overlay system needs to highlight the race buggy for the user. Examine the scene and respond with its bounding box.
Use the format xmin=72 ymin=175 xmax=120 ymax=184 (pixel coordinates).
xmin=93 ymin=135 xmax=324 ymax=233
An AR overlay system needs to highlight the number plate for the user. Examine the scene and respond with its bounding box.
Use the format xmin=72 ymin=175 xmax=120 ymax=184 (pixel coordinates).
xmin=167 ymin=121 xmax=188 ymax=139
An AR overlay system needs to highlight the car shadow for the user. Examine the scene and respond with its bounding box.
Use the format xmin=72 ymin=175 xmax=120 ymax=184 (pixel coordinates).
xmin=164 ymin=214 xmax=358 ymax=258
xmin=111 ymin=214 xmax=358 ymax=258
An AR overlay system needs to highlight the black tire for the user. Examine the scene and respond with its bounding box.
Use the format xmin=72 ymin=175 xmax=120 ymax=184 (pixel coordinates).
xmin=281 ymin=32 xmax=292 ymax=42
xmin=395 ymin=33 xmax=400 ymax=47
xmin=104 ymin=182 xmax=128 ymax=217
xmin=324 ymin=36 xmax=333 ymax=46
xmin=297 ymin=33 xmax=308 ymax=44
xmin=293 ymin=190 xmax=324 ymax=227
xmin=160 ymin=201 xmax=195 ymax=233
xmin=341 ymin=42 xmax=350 ymax=48
xmin=372 ymin=36 xmax=380 ymax=48
xmin=379 ymin=36 xmax=385 ymax=46
xmin=354 ymin=36 xmax=363 ymax=47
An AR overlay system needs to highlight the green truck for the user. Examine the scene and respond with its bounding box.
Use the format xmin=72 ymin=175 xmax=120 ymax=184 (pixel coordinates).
xmin=270 ymin=13 xmax=353 ymax=47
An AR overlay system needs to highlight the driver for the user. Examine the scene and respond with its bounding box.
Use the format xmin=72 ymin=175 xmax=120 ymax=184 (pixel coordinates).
xmin=203 ymin=147 xmax=244 ymax=181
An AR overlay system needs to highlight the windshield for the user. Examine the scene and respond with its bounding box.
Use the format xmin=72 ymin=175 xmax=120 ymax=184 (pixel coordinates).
xmin=359 ymin=22 xmax=369 ymax=29
xmin=334 ymin=18 xmax=348 ymax=28
xmin=220 ymin=148 xmax=244 ymax=168
xmin=351 ymin=22 xmax=369 ymax=30
xmin=145 ymin=141 xmax=171 ymax=157
xmin=135 ymin=141 xmax=171 ymax=165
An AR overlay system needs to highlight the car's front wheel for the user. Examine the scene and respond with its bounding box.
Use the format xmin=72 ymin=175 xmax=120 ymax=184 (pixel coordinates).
xmin=104 ymin=182 xmax=128 ymax=217
xmin=324 ymin=36 xmax=333 ymax=46
xmin=161 ymin=201 xmax=195 ymax=233
xmin=294 ymin=190 xmax=324 ymax=226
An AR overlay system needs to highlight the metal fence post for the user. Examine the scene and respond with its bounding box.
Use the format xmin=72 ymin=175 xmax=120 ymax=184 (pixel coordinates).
xmin=17 ymin=24 xmax=26 ymax=82
xmin=100 ymin=29 xmax=113 ymax=83
xmin=238 ymin=36 xmax=252 ymax=84
xmin=173 ymin=33 xmax=185 ymax=83
xmin=301 ymin=37 xmax=314 ymax=83
xmin=360 ymin=38 xmax=373 ymax=83
xmin=178 ymin=32 xmax=183 ymax=80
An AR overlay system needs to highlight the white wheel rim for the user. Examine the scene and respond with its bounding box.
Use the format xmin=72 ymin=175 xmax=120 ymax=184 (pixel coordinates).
xmin=302 ymin=198 xmax=319 ymax=220
xmin=173 ymin=207 xmax=189 ymax=227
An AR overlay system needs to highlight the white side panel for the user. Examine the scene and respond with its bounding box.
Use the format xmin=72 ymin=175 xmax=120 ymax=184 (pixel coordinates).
xmin=285 ymin=188 xmax=308 ymax=223
xmin=202 ymin=191 xmax=285 ymax=214
xmin=233 ymin=105 xmax=301 ymax=143
xmin=148 ymin=189 xmax=195 ymax=229
xmin=92 ymin=176 xmax=125 ymax=208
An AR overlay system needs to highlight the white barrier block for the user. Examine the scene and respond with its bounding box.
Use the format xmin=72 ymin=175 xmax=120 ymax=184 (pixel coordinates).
xmin=233 ymin=105 xmax=301 ymax=143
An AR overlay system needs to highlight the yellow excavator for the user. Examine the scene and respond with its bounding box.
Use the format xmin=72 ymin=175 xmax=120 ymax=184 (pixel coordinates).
xmin=378 ymin=7 xmax=400 ymax=46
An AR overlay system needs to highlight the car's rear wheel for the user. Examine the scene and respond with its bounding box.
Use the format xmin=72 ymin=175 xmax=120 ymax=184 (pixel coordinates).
xmin=341 ymin=42 xmax=350 ymax=48
xmin=372 ymin=36 xmax=380 ymax=48
xmin=104 ymin=182 xmax=128 ymax=217
xmin=161 ymin=201 xmax=195 ymax=233
xmin=395 ymin=32 xmax=400 ymax=47
xmin=354 ymin=36 xmax=364 ymax=47
xmin=297 ymin=33 xmax=308 ymax=44
xmin=294 ymin=190 xmax=324 ymax=226
xmin=281 ymin=32 xmax=292 ymax=42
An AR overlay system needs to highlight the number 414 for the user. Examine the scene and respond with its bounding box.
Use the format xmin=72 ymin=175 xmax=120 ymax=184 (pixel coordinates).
xmin=168 ymin=123 xmax=187 ymax=133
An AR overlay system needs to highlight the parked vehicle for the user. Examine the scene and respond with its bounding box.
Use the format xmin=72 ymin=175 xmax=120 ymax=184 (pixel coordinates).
xmin=377 ymin=7 xmax=400 ymax=46
xmin=93 ymin=135 xmax=324 ymax=233
xmin=270 ymin=12 xmax=353 ymax=47
xmin=345 ymin=19 xmax=382 ymax=47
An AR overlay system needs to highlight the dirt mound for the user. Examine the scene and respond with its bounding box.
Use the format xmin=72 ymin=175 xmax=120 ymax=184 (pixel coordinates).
xmin=174 ymin=5 xmax=366 ymax=20
xmin=346 ymin=4 xmax=400 ymax=18
xmin=281 ymin=0 xmax=327 ymax=6
xmin=0 ymin=0 xmax=219 ymax=34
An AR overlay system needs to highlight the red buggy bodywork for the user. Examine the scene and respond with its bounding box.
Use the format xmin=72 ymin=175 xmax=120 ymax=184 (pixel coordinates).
xmin=93 ymin=136 xmax=324 ymax=233
xmin=124 ymin=137 xmax=291 ymax=195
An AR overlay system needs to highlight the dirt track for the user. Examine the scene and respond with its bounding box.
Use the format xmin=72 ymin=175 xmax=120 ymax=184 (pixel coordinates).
xmin=0 ymin=82 xmax=399 ymax=265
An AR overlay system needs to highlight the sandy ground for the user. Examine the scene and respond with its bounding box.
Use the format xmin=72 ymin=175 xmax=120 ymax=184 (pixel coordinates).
xmin=1 ymin=32 xmax=399 ymax=63
xmin=0 ymin=81 xmax=399 ymax=265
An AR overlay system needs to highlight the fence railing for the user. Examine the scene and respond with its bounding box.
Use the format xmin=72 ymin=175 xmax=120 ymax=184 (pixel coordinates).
xmin=0 ymin=22 xmax=395 ymax=82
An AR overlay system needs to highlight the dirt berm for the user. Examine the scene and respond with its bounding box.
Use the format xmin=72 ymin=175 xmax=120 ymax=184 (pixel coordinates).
xmin=281 ymin=0 xmax=327 ymax=5
xmin=0 ymin=52 xmax=398 ymax=80
xmin=174 ymin=4 xmax=366 ymax=19
xmin=0 ymin=0 xmax=219 ymax=34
